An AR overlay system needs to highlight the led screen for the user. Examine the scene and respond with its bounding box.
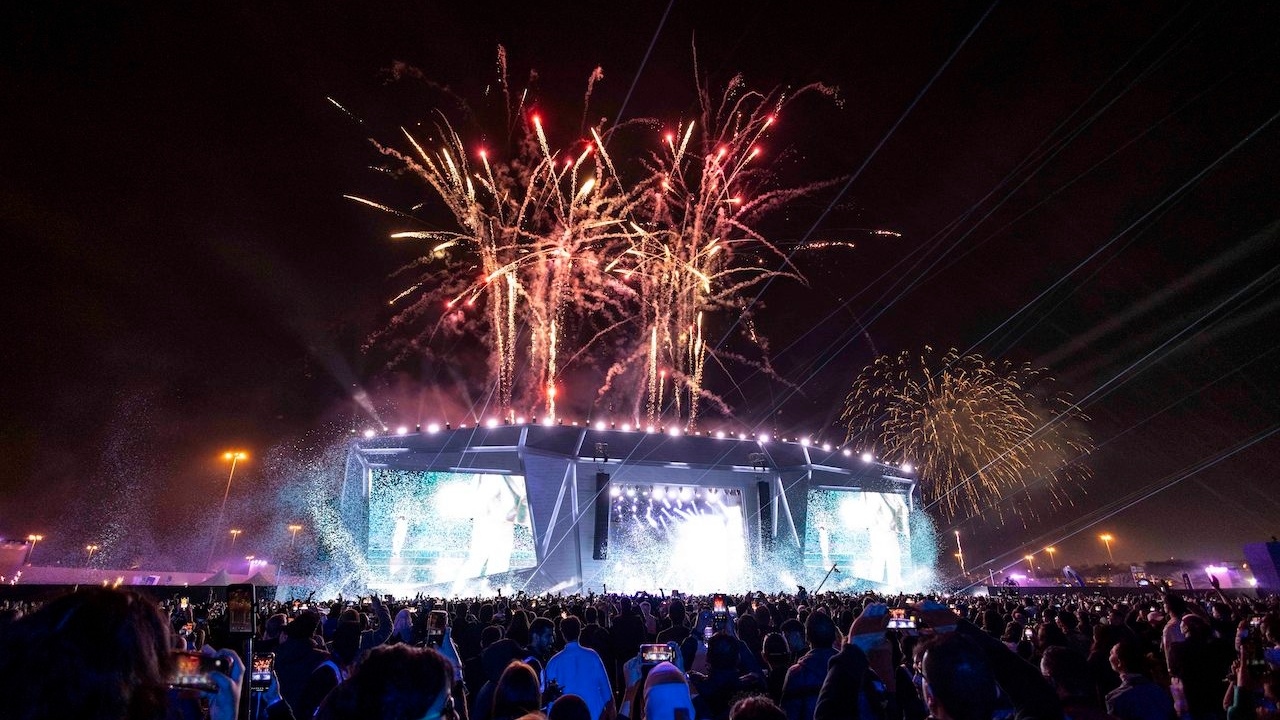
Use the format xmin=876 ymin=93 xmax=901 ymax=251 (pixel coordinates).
xmin=368 ymin=470 xmax=535 ymax=585
xmin=603 ymin=485 xmax=746 ymax=593
xmin=804 ymin=488 xmax=910 ymax=587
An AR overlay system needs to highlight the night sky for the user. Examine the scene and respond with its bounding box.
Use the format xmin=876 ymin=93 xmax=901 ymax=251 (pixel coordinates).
xmin=3 ymin=1 xmax=1278 ymax=577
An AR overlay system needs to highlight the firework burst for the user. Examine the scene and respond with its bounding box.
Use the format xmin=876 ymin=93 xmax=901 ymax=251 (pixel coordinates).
xmin=356 ymin=50 xmax=843 ymax=427
xmin=841 ymin=347 xmax=1092 ymax=525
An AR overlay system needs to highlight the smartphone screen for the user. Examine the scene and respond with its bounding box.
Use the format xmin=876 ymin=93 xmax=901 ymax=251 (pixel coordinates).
xmin=169 ymin=652 xmax=228 ymax=692
xmin=226 ymin=584 xmax=255 ymax=636
xmin=250 ymin=653 xmax=274 ymax=691
xmin=427 ymin=609 xmax=448 ymax=645
xmin=640 ymin=643 xmax=674 ymax=665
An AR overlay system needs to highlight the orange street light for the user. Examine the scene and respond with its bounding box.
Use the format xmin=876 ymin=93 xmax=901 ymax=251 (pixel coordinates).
xmin=1045 ymin=546 xmax=1057 ymax=569
xmin=1024 ymin=554 xmax=1035 ymax=573
xmin=229 ymin=529 xmax=242 ymax=549
xmin=1099 ymin=534 xmax=1115 ymax=564
xmin=207 ymin=450 xmax=248 ymax=569
xmin=25 ymin=534 xmax=44 ymax=564
xmin=287 ymin=524 xmax=303 ymax=547
xmin=85 ymin=544 xmax=100 ymax=565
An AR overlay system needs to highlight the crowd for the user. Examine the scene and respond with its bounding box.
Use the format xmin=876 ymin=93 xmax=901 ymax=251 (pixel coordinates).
xmin=0 ymin=583 xmax=1276 ymax=720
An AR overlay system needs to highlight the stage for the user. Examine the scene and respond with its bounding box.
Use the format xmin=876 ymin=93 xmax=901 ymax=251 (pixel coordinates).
xmin=339 ymin=423 xmax=926 ymax=594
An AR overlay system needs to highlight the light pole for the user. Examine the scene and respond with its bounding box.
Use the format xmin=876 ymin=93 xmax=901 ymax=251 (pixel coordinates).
xmin=1025 ymin=554 xmax=1035 ymax=574
xmin=206 ymin=450 xmax=247 ymax=569
xmin=244 ymin=555 xmax=255 ymax=574
xmin=288 ymin=524 xmax=303 ymax=547
xmin=85 ymin=544 xmax=99 ymax=565
xmin=1045 ymin=546 xmax=1057 ymax=570
xmin=1099 ymin=533 xmax=1115 ymax=564
xmin=25 ymin=534 xmax=44 ymax=564
xmin=229 ymin=529 xmax=242 ymax=550
xmin=955 ymin=531 xmax=966 ymax=575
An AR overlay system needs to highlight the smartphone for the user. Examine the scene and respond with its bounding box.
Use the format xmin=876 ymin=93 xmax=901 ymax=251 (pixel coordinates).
xmin=641 ymin=643 xmax=674 ymax=666
xmin=711 ymin=594 xmax=728 ymax=631
xmin=1023 ymin=627 xmax=1035 ymax=640
xmin=426 ymin=609 xmax=449 ymax=646
xmin=226 ymin=584 xmax=256 ymax=637
xmin=887 ymin=608 xmax=917 ymax=630
xmin=169 ymin=652 xmax=228 ymax=692
xmin=250 ymin=653 xmax=274 ymax=692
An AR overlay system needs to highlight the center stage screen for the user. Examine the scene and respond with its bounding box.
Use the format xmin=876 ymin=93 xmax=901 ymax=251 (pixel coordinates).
xmin=804 ymin=488 xmax=910 ymax=587
xmin=606 ymin=486 xmax=746 ymax=593
xmin=368 ymin=470 xmax=535 ymax=585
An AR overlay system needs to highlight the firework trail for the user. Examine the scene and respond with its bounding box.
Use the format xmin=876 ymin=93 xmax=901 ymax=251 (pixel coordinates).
xmin=841 ymin=347 xmax=1092 ymax=524
xmin=358 ymin=51 xmax=842 ymax=427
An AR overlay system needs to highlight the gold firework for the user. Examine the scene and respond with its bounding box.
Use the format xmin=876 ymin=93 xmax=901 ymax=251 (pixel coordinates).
xmin=842 ymin=347 xmax=1092 ymax=524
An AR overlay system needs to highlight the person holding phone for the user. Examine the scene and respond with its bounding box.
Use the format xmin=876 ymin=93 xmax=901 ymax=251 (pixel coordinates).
xmin=0 ymin=587 xmax=245 ymax=720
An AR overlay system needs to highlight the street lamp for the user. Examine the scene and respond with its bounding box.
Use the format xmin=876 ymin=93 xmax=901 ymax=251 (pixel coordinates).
xmin=85 ymin=544 xmax=100 ymax=565
xmin=244 ymin=555 xmax=255 ymax=574
xmin=1045 ymin=546 xmax=1057 ymax=569
xmin=229 ymin=529 xmax=242 ymax=549
xmin=1099 ymin=533 xmax=1115 ymax=564
xmin=25 ymin=534 xmax=44 ymax=564
xmin=1024 ymin=554 xmax=1035 ymax=574
xmin=287 ymin=524 xmax=303 ymax=547
xmin=206 ymin=450 xmax=248 ymax=569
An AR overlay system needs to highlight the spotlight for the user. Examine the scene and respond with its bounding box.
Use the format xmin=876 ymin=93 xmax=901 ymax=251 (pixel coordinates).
xmin=801 ymin=437 xmax=810 ymax=446
xmin=516 ymin=416 xmax=525 ymax=424
xmin=396 ymin=426 xmax=408 ymax=436
xmin=595 ymin=421 xmax=606 ymax=431
xmin=486 ymin=418 xmax=498 ymax=428
xmin=842 ymin=448 xmax=851 ymax=456
xmin=715 ymin=430 xmax=726 ymax=439
xmin=445 ymin=423 xmax=452 ymax=431
xmin=667 ymin=487 xmax=679 ymax=500
xmin=427 ymin=423 xmax=440 ymax=433
xmin=901 ymin=462 xmax=914 ymax=473
xmin=738 ymin=433 xmax=746 ymax=440
xmin=668 ymin=427 xmax=681 ymax=437
xmin=363 ymin=429 xmax=375 ymax=439
xmin=646 ymin=425 xmax=656 ymax=434
xmin=610 ymin=486 xmax=621 ymax=498
xmin=860 ymin=452 xmax=873 ymax=463
xmin=542 ymin=417 xmax=554 ymax=426
xmin=621 ymin=423 xmax=631 ymax=431
xmin=758 ymin=433 xmax=770 ymax=443
xmin=822 ymin=443 xmax=832 ymax=451
xmin=626 ymin=488 xmax=636 ymax=498
xmin=679 ymin=487 xmax=692 ymax=500
xmin=651 ymin=487 xmax=663 ymax=499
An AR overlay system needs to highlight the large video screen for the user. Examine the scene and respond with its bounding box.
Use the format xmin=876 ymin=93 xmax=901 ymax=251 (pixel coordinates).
xmin=804 ymin=488 xmax=910 ymax=587
xmin=604 ymin=485 xmax=746 ymax=593
xmin=368 ymin=470 xmax=535 ymax=586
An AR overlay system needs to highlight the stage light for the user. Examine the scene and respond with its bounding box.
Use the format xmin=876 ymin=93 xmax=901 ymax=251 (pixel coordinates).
xmin=860 ymin=452 xmax=873 ymax=463
xmin=646 ymin=425 xmax=656 ymax=434
xmin=363 ymin=429 xmax=375 ymax=439
xmin=396 ymin=426 xmax=408 ymax=436
xmin=595 ymin=421 xmax=606 ymax=431
xmin=516 ymin=416 xmax=526 ymax=424
xmin=626 ymin=488 xmax=636 ymax=498
xmin=715 ymin=430 xmax=726 ymax=439
xmin=542 ymin=416 xmax=554 ymax=426
xmin=801 ymin=437 xmax=810 ymax=446
xmin=664 ymin=487 xmax=677 ymax=500
xmin=427 ymin=423 xmax=440 ymax=433
xmin=652 ymin=487 xmax=663 ymax=499
xmin=621 ymin=423 xmax=631 ymax=431
xmin=823 ymin=443 xmax=832 ymax=451
xmin=738 ymin=433 xmax=746 ymax=440
xmin=485 ymin=418 xmax=498 ymax=428
xmin=758 ymin=433 xmax=769 ymax=443
xmin=901 ymin=463 xmax=913 ymax=473
xmin=842 ymin=448 xmax=851 ymax=456
xmin=610 ymin=486 xmax=621 ymax=498
xmin=679 ymin=487 xmax=692 ymax=500
xmin=668 ymin=427 xmax=681 ymax=437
